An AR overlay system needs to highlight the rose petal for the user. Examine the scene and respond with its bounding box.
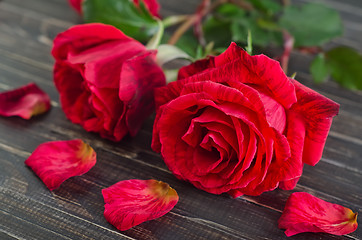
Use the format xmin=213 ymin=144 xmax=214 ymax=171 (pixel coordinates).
xmin=52 ymin=24 xmax=133 ymax=61
xmin=102 ymin=179 xmax=178 ymax=231
xmin=177 ymin=42 xmax=297 ymax=109
xmin=279 ymin=177 xmax=300 ymax=190
xmin=86 ymin=87 xmax=126 ymax=137
xmin=217 ymin=43 xmax=297 ymax=109
xmin=190 ymin=146 xmax=223 ymax=176
xmin=251 ymin=128 xmax=294 ymax=195
xmin=278 ymin=192 xmax=358 ymax=236
xmin=177 ymin=56 xmax=216 ymax=79
xmin=152 ymin=98 xmax=196 ymax=177
xmin=25 ymin=139 xmax=96 ymax=190
xmin=220 ymin=128 xmax=256 ymax=186
xmin=289 ymin=79 xmax=340 ymax=166
xmin=231 ymin=135 xmax=271 ymax=196
xmin=256 ymin=89 xmax=286 ymax=133
xmin=68 ymin=41 xmax=145 ymax=89
xmin=0 ymin=83 xmax=51 ymax=119
xmin=53 ymin=62 xmax=94 ymax=124
xmin=278 ymin=111 xmax=306 ymax=189
xmin=120 ymin=50 xmax=166 ymax=136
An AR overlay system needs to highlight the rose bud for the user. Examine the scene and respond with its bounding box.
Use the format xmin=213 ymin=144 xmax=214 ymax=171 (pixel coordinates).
xmin=52 ymin=23 xmax=165 ymax=141
xmin=152 ymin=42 xmax=339 ymax=197
xmin=68 ymin=0 xmax=161 ymax=18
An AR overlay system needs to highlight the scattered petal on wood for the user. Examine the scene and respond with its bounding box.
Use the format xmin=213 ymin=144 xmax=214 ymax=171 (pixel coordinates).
xmin=25 ymin=139 xmax=96 ymax=190
xmin=278 ymin=192 xmax=358 ymax=236
xmin=0 ymin=83 xmax=51 ymax=119
xmin=102 ymin=179 xmax=179 ymax=231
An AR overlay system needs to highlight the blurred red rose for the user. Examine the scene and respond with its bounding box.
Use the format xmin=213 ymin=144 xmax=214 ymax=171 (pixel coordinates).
xmin=133 ymin=0 xmax=160 ymax=18
xmin=68 ymin=0 xmax=161 ymax=18
xmin=68 ymin=0 xmax=82 ymax=13
xmin=152 ymin=42 xmax=339 ymax=197
xmin=52 ymin=23 xmax=165 ymax=141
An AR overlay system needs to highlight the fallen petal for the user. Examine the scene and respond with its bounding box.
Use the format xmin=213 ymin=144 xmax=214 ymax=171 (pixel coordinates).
xmin=25 ymin=139 xmax=96 ymax=190
xmin=102 ymin=179 xmax=179 ymax=231
xmin=0 ymin=83 xmax=51 ymax=119
xmin=279 ymin=192 xmax=358 ymax=236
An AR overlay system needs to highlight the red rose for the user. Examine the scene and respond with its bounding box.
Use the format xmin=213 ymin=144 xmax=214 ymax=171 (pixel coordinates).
xmin=152 ymin=43 xmax=339 ymax=197
xmin=68 ymin=0 xmax=161 ymax=18
xmin=133 ymin=0 xmax=161 ymax=18
xmin=52 ymin=23 xmax=165 ymax=141
xmin=68 ymin=0 xmax=82 ymax=13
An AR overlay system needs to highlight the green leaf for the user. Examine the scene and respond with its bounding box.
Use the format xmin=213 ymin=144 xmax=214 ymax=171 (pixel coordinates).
xmin=195 ymin=45 xmax=204 ymax=59
xmin=146 ymin=19 xmax=164 ymax=49
xmin=206 ymin=4 xmax=281 ymax=48
xmin=325 ymin=47 xmax=362 ymax=90
xmin=175 ymin=31 xmax=200 ymax=59
xmin=204 ymin=42 xmax=215 ymax=56
xmin=231 ymin=12 xmax=282 ymax=47
xmin=161 ymin=31 xmax=200 ymax=59
xmin=279 ymin=3 xmax=343 ymax=47
xmin=290 ymin=72 xmax=297 ymax=79
xmin=216 ymin=3 xmax=247 ymax=17
xmin=247 ymin=0 xmax=282 ymax=15
xmin=245 ymin=29 xmax=252 ymax=55
xmin=83 ymin=0 xmax=159 ymax=42
xmin=203 ymin=15 xmax=233 ymax=49
xmin=310 ymin=53 xmax=330 ymax=84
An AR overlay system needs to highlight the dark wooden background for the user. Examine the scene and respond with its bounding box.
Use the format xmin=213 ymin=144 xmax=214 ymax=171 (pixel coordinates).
xmin=0 ymin=0 xmax=361 ymax=239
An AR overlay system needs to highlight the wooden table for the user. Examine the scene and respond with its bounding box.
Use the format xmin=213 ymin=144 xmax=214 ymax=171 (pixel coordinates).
xmin=0 ymin=0 xmax=361 ymax=239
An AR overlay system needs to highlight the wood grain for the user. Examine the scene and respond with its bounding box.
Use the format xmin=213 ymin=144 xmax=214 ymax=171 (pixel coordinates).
xmin=0 ymin=0 xmax=361 ymax=239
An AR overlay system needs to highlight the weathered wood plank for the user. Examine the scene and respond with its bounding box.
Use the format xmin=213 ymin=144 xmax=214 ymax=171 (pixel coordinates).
xmin=0 ymin=105 xmax=360 ymax=207
xmin=1 ymin=0 xmax=78 ymax=24
xmin=1 ymin=146 xmax=358 ymax=240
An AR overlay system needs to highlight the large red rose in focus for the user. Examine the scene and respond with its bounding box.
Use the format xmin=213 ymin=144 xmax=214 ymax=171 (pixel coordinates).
xmin=52 ymin=23 xmax=165 ymax=141
xmin=152 ymin=43 xmax=339 ymax=197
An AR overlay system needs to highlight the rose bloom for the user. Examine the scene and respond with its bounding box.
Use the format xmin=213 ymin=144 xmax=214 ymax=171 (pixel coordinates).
xmin=68 ymin=0 xmax=161 ymax=18
xmin=152 ymin=43 xmax=339 ymax=197
xmin=52 ymin=23 xmax=165 ymax=141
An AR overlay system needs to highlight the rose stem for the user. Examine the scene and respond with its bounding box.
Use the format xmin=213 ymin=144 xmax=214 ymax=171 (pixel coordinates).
xmin=168 ymin=0 xmax=249 ymax=45
xmin=280 ymin=30 xmax=294 ymax=74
